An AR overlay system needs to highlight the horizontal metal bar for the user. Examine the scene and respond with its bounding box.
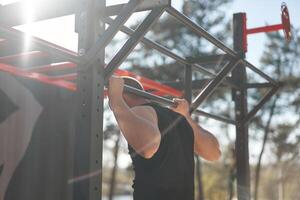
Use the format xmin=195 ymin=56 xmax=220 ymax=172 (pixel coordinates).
xmin=0 ymin=0 xmax=169 ymax=26
xmin=163 ymin=79 xmax=212 ymax=90
xmin=186 ymin=54 xmax=232 ymax=65
xmin=194 ymin=110 xmax=236 ymax=125
xmin=0 ymin=59 xmax=236 ymax=125
xmin=243 ymin=86 xmax=279 ymax=124
xmin=0 ymin=50 xmax=47 ymax=62
xmin=166 ymin=6 xmax=238 ymax=57
xmin=0 ymin=0 xmax=78 ymax=26
xmin=165 ymin=6 xmax=278 ymax=89
xmin=164 ymin=78 xmax=237 ymax=90
xmin=124 ymin=85 xmax=236 ymax=124
xmin=124 ymin=85 xmax=175 ymax=106
xmin=190 ymin=60 xmax=241 ymax=113
xmin=104 ymin=7 xmax=164 ymax=79
xmin=103 ymin=17 xmax=239 ymax=89
xmin=247 ymin=24 xmax=283 ymax=34
xmin=242 ymin=60 xmax=279 ymax=86
xmin=0 ymin=25 xmax=79 ymax=63
xmin=103 ymin=17 xmax=214 ymax=76
xmin=0 ymin=51 xmax=50 ymax=67
xmin=49 ymin=73 xmax=77 ymax=81
xmin=81 ymin=0 xmax=141 ymax=66
xmin=245 ymin=82 xmax=274 ymax=89
xmin=103 ymin=0 xmax=170 ymax=17
xmin=24 ymin=62 xmax=76 ymax=73
xmin=0 ymin=63 xmax=76 ymax=91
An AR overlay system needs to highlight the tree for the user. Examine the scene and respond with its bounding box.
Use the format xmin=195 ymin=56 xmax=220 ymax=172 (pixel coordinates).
xmin=253 ymin=28 xmax=300 ymax=200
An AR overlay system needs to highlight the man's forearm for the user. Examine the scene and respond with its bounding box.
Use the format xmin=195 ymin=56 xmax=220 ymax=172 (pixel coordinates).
xmin=185 ymin=115 xmax=221 ymax=161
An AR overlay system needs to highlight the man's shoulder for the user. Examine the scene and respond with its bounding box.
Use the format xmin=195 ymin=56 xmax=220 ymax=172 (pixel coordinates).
xmin=131 ymin=105 xmax=158 ymax=122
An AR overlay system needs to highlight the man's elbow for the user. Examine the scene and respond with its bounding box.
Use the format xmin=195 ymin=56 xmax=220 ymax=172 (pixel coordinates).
xmin=195 ymin=148 xmax=221 ymax=161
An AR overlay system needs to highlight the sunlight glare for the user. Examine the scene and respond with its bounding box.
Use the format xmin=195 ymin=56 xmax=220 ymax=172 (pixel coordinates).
xmin=23 ymin=0 xmax=35 ymax=50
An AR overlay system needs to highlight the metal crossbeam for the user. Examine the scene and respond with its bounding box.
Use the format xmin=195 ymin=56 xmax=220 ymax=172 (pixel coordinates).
xmin=195 ymin=110 xmax=236 ymax=125
xmin=0 ymin=25 xmax=79 ymax=63
xmin=186 ymin=54 xmax=232 ymax=65
xmin=0 ymin=0 xmax=79 ymax=26
xmin=243 ymin=60 xmax=279 ymax=86
xmin=243 ymin=86 xmax=279 ymax=124
xmin=103 ymin=17 xmax=239 ymax=89
xmin=124 ymin=85 xmax=235 ymax=124
xmin=81 ymin=0 xmax=142 ymax=66
xmin=103 ymin=0 xmax=170 ymax=17
xmin=104 ymin=7 xmax=165 ymax=79
xmin=245 ymin=82 xmax=275 ymax=88
xmin=165 ymin=6 xmax=278 ymax=89
xmin=0 ymin=0 xmax=170 ymax=26
xmin=103 ymin=17 xmax=214 ymax=76
xmin=190 ymin=60 xmax=241 ymax=113
xmin=166 ymin=6 xmax=237 ymax=57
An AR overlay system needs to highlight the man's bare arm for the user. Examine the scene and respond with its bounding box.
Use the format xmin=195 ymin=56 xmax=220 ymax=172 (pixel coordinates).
xmin=108 ymin=77 xmax=161 ymax=159
xmin=172 ymin=99 xmax=221 ymax=161
xmin=185 ymin=115 xmax=221 ymax=161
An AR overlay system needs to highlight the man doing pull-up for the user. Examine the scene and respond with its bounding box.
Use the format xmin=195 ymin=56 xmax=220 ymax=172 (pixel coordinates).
xmin=108 ymin=76 xmax=221 ymax=200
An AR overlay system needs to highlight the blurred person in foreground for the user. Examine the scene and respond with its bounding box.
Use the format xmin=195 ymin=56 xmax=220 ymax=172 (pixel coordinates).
xmin=108 ymin=75 xmax=221 ymax=200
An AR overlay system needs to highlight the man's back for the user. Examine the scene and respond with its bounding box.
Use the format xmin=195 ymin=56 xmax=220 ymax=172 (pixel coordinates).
xmin=128 ymin=102 xmax=195 ymax=200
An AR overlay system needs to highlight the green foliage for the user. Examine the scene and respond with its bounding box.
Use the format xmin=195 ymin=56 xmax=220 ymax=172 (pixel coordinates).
xmin=251 ymin=27 xmax=300 ymax=199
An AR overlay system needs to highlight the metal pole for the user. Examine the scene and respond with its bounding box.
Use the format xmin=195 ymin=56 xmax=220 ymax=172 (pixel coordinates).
xmin=103 ymin=0 xmax=170 ymax=17
xmin=73 ymin=0 xmax=105 ymax=199
xmin=81 ymin=0 xmax=142 ymax=65
xmin=166 ymin=7 xmax=238 ymax=57
xmin=103 ymin=17 xmax=239 ymax=89
xmin=243 ymin=86 xmax=279 ymax=125
xmin=242 ymin=60 xmax=279 ymax=86
xmin=124 ymin=85 xmax=175 ymax=106
xmin=232 ymin=13 xmax=250 ymax=200
xmin=104 ymin=7 xmax=165 ymax=79
xmin=194 ymin=110 xmax=236 ymax=125
xmin=165 ymin=7 xmax=278 ymax=88
xmin=0 ymin=25 xmax=79 ymax=63
xmin=184 ymin=64 xmax=193 ymax=102
xmin=124 ymin=85 xmax=235 ymax=124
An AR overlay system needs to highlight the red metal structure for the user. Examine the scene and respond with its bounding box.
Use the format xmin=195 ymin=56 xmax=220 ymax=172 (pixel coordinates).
xmin=0 ymin=27 xmax=182 ymax=97
xmin=242 ymin=2 xmax=291 ymax=52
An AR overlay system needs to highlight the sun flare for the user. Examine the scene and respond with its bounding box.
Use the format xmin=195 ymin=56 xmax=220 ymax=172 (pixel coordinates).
xmin=23 ymin=0 xmax=35 ymax=50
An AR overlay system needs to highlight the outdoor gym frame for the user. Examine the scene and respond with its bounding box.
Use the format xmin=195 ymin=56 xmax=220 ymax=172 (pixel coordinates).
xmin=0 ymin=0 xmax=282 ymax=200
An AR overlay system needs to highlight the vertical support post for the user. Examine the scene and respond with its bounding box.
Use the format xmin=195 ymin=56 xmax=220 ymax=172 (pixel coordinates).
xmin=73 ymin=0 xmax=105 ymax=199
xmin=184 ymin=64 xmax=192 ymax=102
xmin=232 ymin=13 xmax=250 ymax=200
xmin=184 ymin=64 xmax=204 ymax=200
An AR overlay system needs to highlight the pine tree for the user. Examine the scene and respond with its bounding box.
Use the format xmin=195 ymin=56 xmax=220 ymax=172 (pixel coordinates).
xmin=253 ymin=28 xmax=300 ymax=200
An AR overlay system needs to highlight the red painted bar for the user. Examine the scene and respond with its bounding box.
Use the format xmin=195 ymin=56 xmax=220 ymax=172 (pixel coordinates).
xmin=247 ymin=24 xmax=283 ymax=34
xmin=25 ymin=62 xmax=77 ymax=72
xmin=0 ymin=63 xmax=76 ymax=91
xmin=0 ymin=51 xmax=48 ymax=63
xmin=114 ymin=69 xmax=183 ymax=97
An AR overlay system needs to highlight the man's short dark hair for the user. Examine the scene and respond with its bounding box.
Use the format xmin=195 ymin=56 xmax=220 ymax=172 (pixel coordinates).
xmin=122 ymin=76 xmax=144 ymax=92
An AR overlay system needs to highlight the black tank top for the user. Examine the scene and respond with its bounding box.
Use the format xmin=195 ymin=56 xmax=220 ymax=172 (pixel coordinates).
xmin=128 ymin=102 xmax=195 ymax=200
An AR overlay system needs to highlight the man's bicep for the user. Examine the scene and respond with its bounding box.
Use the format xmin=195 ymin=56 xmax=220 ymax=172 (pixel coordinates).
xmin=131 ymin=106 xmax=158 ymax=128
xmin=129 ymin=106 xmax=161 ymax=158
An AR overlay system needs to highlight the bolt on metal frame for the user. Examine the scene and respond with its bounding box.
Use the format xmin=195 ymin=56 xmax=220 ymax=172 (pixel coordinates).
xmin=0 ymin=0 xmax=281 ymax=199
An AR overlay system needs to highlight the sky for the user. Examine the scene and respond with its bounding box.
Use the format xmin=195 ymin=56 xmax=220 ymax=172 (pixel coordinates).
xmin=0 ymin=0 xmax=299 ymax=166
xmin=1 ymin=0 xmax=299 ymax=66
